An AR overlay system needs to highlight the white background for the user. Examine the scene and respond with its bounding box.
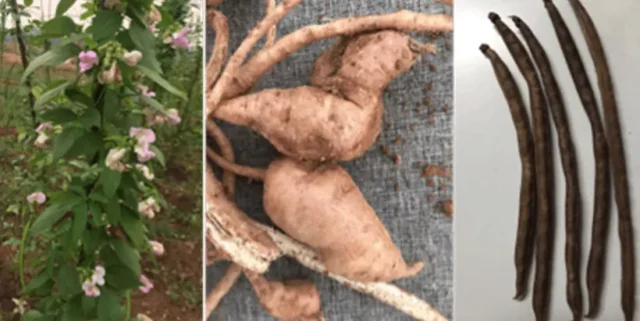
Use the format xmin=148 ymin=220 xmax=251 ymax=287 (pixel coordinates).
xmin=454 ymin=0 xmax=640 ymax=320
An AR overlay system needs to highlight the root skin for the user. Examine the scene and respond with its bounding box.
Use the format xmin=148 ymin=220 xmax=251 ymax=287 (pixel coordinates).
xmin=263 ymin=158 xmax=424 ymax=282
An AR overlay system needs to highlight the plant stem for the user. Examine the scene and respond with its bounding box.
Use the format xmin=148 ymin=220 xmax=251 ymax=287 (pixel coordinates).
xmin=8 ymin=0 xmax=36 ymax=127
xmin=18 ymin=217 xmax=32 ymax=288
xmin=125 ymin=290 xmax=131 ymax=319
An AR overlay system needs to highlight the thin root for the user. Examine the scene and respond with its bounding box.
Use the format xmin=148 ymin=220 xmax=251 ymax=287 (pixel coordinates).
xmin=206 ymin=146 xmax=267 ymax=181
xmin=223 ymin=11 xmax=453 ymax=99
xmin=206 ymin=9 xmax=229 ymax=91
xmin=206 ymin=263 xmax=243 ymax=318
xmin=266 ymin=0 xmax=277 ymax=47
xmin=207 ymin=119 xmax=236 ymax=197
xmin=207 ymin=0 xmax=302 ymax=115
xmin=409 ymin=39 xmax=438 ymax=54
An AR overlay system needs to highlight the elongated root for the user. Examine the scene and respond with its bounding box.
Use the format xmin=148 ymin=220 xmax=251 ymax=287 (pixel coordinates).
xmin=207 ymin=119 xmax=237 ymax=195
xmin=206 ymin=147 xmax=267 ymax=181
xmin=265 ymin=0 xmax=277 ymax=47
xmin=257 ymin=224 xmax=448 ymax=321
xmin=206 ymin=9 xmax=229 ymax=91
xmin=221 ymin=11 xmax=453 ymax=99
xmin=206 ymin=264 xmax=243 ymax=317
xmin=205 ymin=169 xmax=281 ymax=272
xmin=208 ymin=0 xmax=302 ymax=114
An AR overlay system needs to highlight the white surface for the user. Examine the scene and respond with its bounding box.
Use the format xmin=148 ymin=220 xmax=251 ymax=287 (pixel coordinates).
xmin=454 ymin=0 xmax=640 ymax=320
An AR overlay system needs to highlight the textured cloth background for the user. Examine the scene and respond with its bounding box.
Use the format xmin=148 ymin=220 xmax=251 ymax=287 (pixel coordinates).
xmin=206 ymin=1 xmax=453 ymax=320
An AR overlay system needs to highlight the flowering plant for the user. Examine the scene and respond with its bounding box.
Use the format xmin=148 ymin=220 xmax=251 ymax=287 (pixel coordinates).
xmin=14 ymin=0 xmax=190 ymax=320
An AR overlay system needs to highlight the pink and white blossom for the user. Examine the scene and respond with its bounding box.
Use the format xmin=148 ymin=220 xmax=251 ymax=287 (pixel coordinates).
xmin=34 ymin=133 xmax=49 ymax=147
xmin=171 ymin=26 xmax=190 ymax=49
xmin=149 ymin=240 xmax=164 ymax=256
xmin=91 ymin=265 xmax=106 ymax=286
xmin=26 ymin=191 xmax=46 ymax=204
xmin=98 ymin=63 xmax=118 ymax=84
xmin=138 ymin=197 xmax=160 ymax=219
xmin=137 ymin=84 xmax=156 ymax=98
xmin=137 ymin=313 xmax=153 ymax=321
xmin=79 ymin=51 xmax=99 ymax=73
xmin=166 ymin=109 xmax=181 ymax=125
xmin=139 ymin=274 xmax=154 ymax=293
xmin=35 ymin=122 xmax=53 ymax=134
xmin=123 ymin=50 xmax=143 ymax=67
xmin=106 ymin=148 xmax=128 ymax=172
xmin=82 ymin=280 xmax=101 ymax=297
xmin=136 ymin=164 xmax=154 ymax=180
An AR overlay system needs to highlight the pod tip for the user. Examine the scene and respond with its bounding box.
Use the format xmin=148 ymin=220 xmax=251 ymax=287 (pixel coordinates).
xmin=488 ymin=12 xmax=501 ymax=23
xmin=509 ymin=15 xmax=522 ymax=26
xmin=479 ymin=44 xmax=490 ymax=53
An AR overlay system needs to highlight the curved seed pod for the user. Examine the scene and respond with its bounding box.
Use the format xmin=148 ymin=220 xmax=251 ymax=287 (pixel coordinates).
xmin=566 ymin=1 xmax=635 ymax=319
xmin=511 ymin=15 xmax=584 ymax=321
xmin=480 ymin=44 xmax=537 ymax=301
xmin=489 ymin=12 xmax=555 ymax=321
xmin=543 ymin=1 xmax=613 ymax=319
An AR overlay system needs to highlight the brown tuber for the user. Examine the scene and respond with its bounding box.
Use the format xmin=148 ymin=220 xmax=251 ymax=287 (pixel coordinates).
xmin=263 ymin=158 xmax=424 ymax=282
xmin=213 ymin=31 xmax=433 ymax=161
xmin=245 ymin=271 xmax=324 ymax=321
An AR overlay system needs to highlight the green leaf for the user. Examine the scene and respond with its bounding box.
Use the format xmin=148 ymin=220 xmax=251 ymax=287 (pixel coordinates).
xmin=24 ymin=0 xmax=33 ymax=6
xmin=41 ymin=16 xmax=77 ymax=37
xmin=34 ymin=80 xmax=72 ymax=110
xmin=137 ymin=65 xmax=186 ymax=100
xmin=62 ymin=297 xmax=85 ymax=321
xmin=22 ymin=43 xmax=80 ymax=83
xmin=105 ymin=265 xmax=140 ymax=290
xmin=105 ymin=199 xmax=121 ymax=225
xmin=52 ymin=127 xmax=83 ymax=161
xmin=56 ymin=0 xmax=75 ymax=16
xmin=65 ymin=87 xmax=93 ymax=107
xmin=150 ymin=145 xmax=165 ymax=167
xmin=97 ymin=289 xmax=123 ymax=321
xmin=139 ymin=95 xmax=164 ymax=113
xmin=81 ymin=296 xmax=97 ymax=317
xmin=125 ymin=5 xmax=146 ymax=27
xmin=120 ymin=208 xmax=144 ymax=247
xmin=57 ymin=265 xmax=82 ymax=297
xmin=102 ymin=89 xmax=120 ymax=123
xmin=30 ymin=193 xmax=83 ymax=235
xmin=83 ymin=228 xmax=105 ymax=255
xmin=101 ymin=169 xmax=121 ymax=198
xmin=91 ymin=10 xmax=123 ymax=42
xmin=22 ymin=271 xmax=51 ymax=293
xmin=22 ymin=310 xmax=44 ymax=321
xmin=112 ymin=239 xmax=140 ymax=275
xmin=66 ymin=131 xmax=102 ymax=160
xmin=79 ymin=107 xmax=101 ymax=128
xmin=40 ymin=107 xmax=78 ymax=124
xmin=69 ymin=202 xmax=88 ymax=250
xmin=89 ymin=192 xmax=109 ymax=204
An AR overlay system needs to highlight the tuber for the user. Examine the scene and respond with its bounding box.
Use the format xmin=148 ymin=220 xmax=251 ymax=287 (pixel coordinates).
xmin=245 ymin=271 xmax=324 ymax=321
xmin=213 ymin=31 xmax=428 ymax=161
xmin=262 ymin=157 xmax=424 ymax=282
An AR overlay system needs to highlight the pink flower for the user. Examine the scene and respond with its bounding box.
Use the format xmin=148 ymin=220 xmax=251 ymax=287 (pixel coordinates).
xmin=139 ymin=275 xmax=154 ymax=293
xmin=137 ymin=84 xmax=156 ymax=98
xmin=123 ymin=50 xmax=143 ymax=67
xmin=171 ymin=26 xmax=190 ymax=49
xmin=91 ymin=266 xmax=106 ymax=286
xmin=35 ymin=122 xmax=52 ymax=134
xmin=82 ymin=280 xmax=101 ymax=297
xmin=78 ymin=51 xmax=99 ymax=73
xmin=34 ymin=133 xmax=49 ymax=147
xmin=149 ymin=240 xmax=165 ymax=256
xmin=129 ymin=127 xmax=156 ymax=144
xmin=166 ymin=109 xmax=181 ymax=125
xmin=149 ymin=24 xmax=157 ymax=33
xmin=26 ymin=192 xmax=46 ymax=204
xmin=98 ymin=63 xmax=118 ymax=84
xmin=134 ymin=145 xmax=156 ymax=162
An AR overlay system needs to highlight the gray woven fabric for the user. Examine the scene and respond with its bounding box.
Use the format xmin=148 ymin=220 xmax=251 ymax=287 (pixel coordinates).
xmin=206 ymin=1 xmax=453 ymax=320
